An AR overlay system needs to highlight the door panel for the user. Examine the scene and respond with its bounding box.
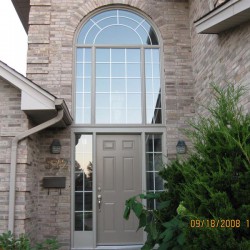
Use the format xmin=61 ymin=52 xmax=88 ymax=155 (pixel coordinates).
xmin=97 ymin=134 xmax=143 ymax=245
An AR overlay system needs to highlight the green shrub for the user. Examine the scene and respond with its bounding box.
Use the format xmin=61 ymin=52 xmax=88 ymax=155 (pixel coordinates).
xmin=124 ymin=84 xmax=250 ymax=249
xmin=0 ymin=231 xmax=59 ymax=250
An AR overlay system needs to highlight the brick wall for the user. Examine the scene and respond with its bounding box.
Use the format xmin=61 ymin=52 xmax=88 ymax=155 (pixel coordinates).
xmin=0 ymin=78 xmax=38 ymax=236
xmin=189 ymin=0 xmax=250 ymax=113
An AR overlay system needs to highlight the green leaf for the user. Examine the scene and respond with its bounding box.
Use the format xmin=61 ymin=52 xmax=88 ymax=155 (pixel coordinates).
xmin=158 ymin=200 xmax=170 ymax=210
xmin=138 ymin=212 xmax=147 ymax=229
xmin=123 ymin=206 xmax=130 ymax=220
xmin=177 ymin=233 xmax=185 ymax=245
xmin=133 ymin=202 xmax=143 ymax=217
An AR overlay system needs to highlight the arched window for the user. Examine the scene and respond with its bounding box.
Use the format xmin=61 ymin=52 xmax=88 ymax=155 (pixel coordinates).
xmin=75 ymin=9 xmax=162 ymax=124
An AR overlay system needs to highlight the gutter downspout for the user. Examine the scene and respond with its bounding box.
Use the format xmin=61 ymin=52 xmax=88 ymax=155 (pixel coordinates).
xmin=8 ymin=109 xmax=64 ymax=232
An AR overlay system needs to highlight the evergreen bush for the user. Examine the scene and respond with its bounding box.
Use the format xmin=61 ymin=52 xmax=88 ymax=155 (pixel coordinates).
xmin=124 ymin=84 xmax=250 ymax=249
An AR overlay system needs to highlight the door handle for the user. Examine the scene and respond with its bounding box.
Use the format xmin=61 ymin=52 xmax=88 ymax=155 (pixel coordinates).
xmin=97 ymin=194 xmax=102 ymax=211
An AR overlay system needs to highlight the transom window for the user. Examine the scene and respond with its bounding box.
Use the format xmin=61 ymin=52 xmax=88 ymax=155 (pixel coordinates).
xmin=75 ymin=9 xmax=162 ymax=124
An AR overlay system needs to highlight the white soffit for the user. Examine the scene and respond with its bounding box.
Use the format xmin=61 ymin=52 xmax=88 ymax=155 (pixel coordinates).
xmin=194 ymin=0 xmax=250 ymax=34
xmin=0 ymin=61 xmax=55 ymax=111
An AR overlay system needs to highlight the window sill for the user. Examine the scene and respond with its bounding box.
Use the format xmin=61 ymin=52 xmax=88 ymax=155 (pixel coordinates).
xmin=194 ymin=0 xmax=250 ymax=34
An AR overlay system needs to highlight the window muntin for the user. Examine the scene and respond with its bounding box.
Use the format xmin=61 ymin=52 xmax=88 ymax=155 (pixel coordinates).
xmin=75 ymin=9 xmax=162 ymax=125
xmin=75 ymin=135 xmax=93 ymax=231
xmin=95 ymin=48 xmax=142 ymax=124
xmin=146 ymin=134 xmax=164 ymax=209
xmin=77 ymin=9 xmax=158 ymax=45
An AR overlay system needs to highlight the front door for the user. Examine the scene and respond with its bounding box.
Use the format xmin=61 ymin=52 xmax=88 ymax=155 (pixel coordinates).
xmin=96 ymin=134 xmax=143 ymax=245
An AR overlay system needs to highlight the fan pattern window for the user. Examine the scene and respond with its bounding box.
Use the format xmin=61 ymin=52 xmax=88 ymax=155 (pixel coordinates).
xmin=75 ymin=9 xmax=162 ymax=124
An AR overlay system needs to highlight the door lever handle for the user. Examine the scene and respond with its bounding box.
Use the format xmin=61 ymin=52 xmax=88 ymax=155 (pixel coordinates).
xmin=97 ymin=194 xmax=102 ymax=211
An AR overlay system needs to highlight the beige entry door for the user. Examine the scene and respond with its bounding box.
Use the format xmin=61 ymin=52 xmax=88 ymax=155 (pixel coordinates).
xmin=96 ymin=134 xmax=143 ymax=245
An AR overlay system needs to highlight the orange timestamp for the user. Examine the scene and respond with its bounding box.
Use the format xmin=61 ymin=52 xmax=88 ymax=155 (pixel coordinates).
xmin=190 ymin=219 xmax=250 ymax=228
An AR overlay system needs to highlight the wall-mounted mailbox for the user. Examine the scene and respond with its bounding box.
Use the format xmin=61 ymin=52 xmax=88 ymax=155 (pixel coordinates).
xmin=43 ymin=177 xmax=66 ymax=194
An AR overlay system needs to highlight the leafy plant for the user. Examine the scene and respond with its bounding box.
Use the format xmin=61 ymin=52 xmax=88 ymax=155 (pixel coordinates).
xmin=0 ymin=231 xmax=59 ymax=250
xmin=124 ymin=83 xmax=250 ymax=249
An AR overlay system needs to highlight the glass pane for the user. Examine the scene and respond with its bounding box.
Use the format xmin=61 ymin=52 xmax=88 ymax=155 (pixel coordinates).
xmin=77 ymin=48 xmax=91 ymax=62
xmin=75 ymin=108 xmax=90 ymax=124
xmin=111 ymin=49 xmax=125 ymax=62
xmin=84 ymin=212 xmax=93 ymax=231
xmin=127 ymin=49 xmax=140 ymax=62
xmin=136 ymin=26 xmax=151 ymax=45
xmin=146 ymin=172 xmax=154 ymax=191
xmin=152 ymin=63 xmax=160 ymax=78
xmin=146 ymin=153 xmax=153 ymax=171
xmin=76 ymin=94 xmax=90 ymax=108
xmin=85 ymin=25 xmax=100 ymax=44
xmin=96 ymin=93 xmax=110 ymax=108
xmin=154 ymin=109 xmax=162 ymax=124
xmin=111 ymin=63 xmax=125 ymax=77
xmin=127 ymin=94 xmax=141 ymax=108
xmin=155 ymin=173 xmax=164 ymax=190
xmin=84 ymin=192 xmax=93 ymax=211
xmin=146 ymin=109 xmax=154 ymax=124
xmin=95 ymin=26 xmax=142 ymax=45
xmin=119 ymin=17 xmax=138 ymax=29
xmin=75 ymin=173 xmax=83 ymax=191
xmin=96 ymin=48 xmax=110 ymax=62
xmin=145 ymin=63 xmax=153 ymax=78
xmin=111 ymin=94 xmax=126 ymax=109
xmin=154 ymin=153 xmax=163 ymax=171
xmin=96 ymin=108 xmax=110 ymax=123
xmin=146 ymin=78 xmax=160 ymax=93
xmin=76 ymin=78 xmax=83 ymax=92
xmin=75 ymin=192 xmax=83 ymax=211
xmin=75 ymin=212 xmax=83 ymax=231
xmin=76 ymin=63 xmax=83 ymax=77
xmin=77 ymin=20 xmax=92 ymax=44
xmin=146 ymin=134 xmax=153 ymax=152
xmin=127 ymin=63 xmax=140 ymax=77
xmin=96 ymin=78 xmax=110 ymax=92
xmin=111 ymin=109 xmax=126 ymax=123
xmin=145 ymin=49 xmax=159 ymax=62
xmin=127 ymin=78 xmax=141 ymax=92
xmin=84 ymin=63 xmax=91 ymax=77
xmin=96 ymin=63 xmax=110 ymax=77
xmin=85 ymin=173 xmax=93 ymax=191
xmin=154 ymin=135 xmax=162 ymax=152
xmin=127 ymin=109 xmax=141 ymax=124
xmin=111 ymin=78 xmax=126 ymax=93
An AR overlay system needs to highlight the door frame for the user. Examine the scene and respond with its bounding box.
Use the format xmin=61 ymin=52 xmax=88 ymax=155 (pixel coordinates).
xmin=71 ymin=127 xmax=166 ymax=249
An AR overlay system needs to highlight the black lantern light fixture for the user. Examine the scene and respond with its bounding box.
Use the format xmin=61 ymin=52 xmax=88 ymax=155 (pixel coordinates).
xmin=50 ymin=139 xmax=61 ymax=154
xmin=176 ymin=140 xmax=187 ymax=154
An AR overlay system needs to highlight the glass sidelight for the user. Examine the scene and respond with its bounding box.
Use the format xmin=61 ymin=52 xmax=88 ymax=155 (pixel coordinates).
xmin=75 ymin=134 xmax=93 ymax=231
xmin=145 ymin=134 xmax=164 ymax=209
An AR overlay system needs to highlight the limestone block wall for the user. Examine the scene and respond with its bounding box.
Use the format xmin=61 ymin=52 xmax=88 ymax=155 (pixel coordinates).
xmin=189 ymin=0 xmax=250 ymax=112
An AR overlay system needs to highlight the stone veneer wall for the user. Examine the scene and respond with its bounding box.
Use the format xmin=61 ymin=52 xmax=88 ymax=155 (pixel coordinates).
xmin=0 ymin=78 xmax=39 ymax=238
xmin=189 ymin=0 xmax=250 ymax=112
xmin=26 ymin=0 xmax=194 ymax=248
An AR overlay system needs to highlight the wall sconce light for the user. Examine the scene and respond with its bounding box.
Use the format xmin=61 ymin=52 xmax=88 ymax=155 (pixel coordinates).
xmin=176 ymin=140 xmax=187 ymax=154
xmin=50 ymin=139 xmax=61 ymax=154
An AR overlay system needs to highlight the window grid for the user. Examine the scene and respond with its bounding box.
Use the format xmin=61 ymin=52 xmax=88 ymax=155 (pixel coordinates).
xmin=78 ymin=9 xmax=158 ymax=45
xmin=75 ymin=135 xmax=93 ymax=231
xmin=145 ymin=134 xmax=164 ymax=209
